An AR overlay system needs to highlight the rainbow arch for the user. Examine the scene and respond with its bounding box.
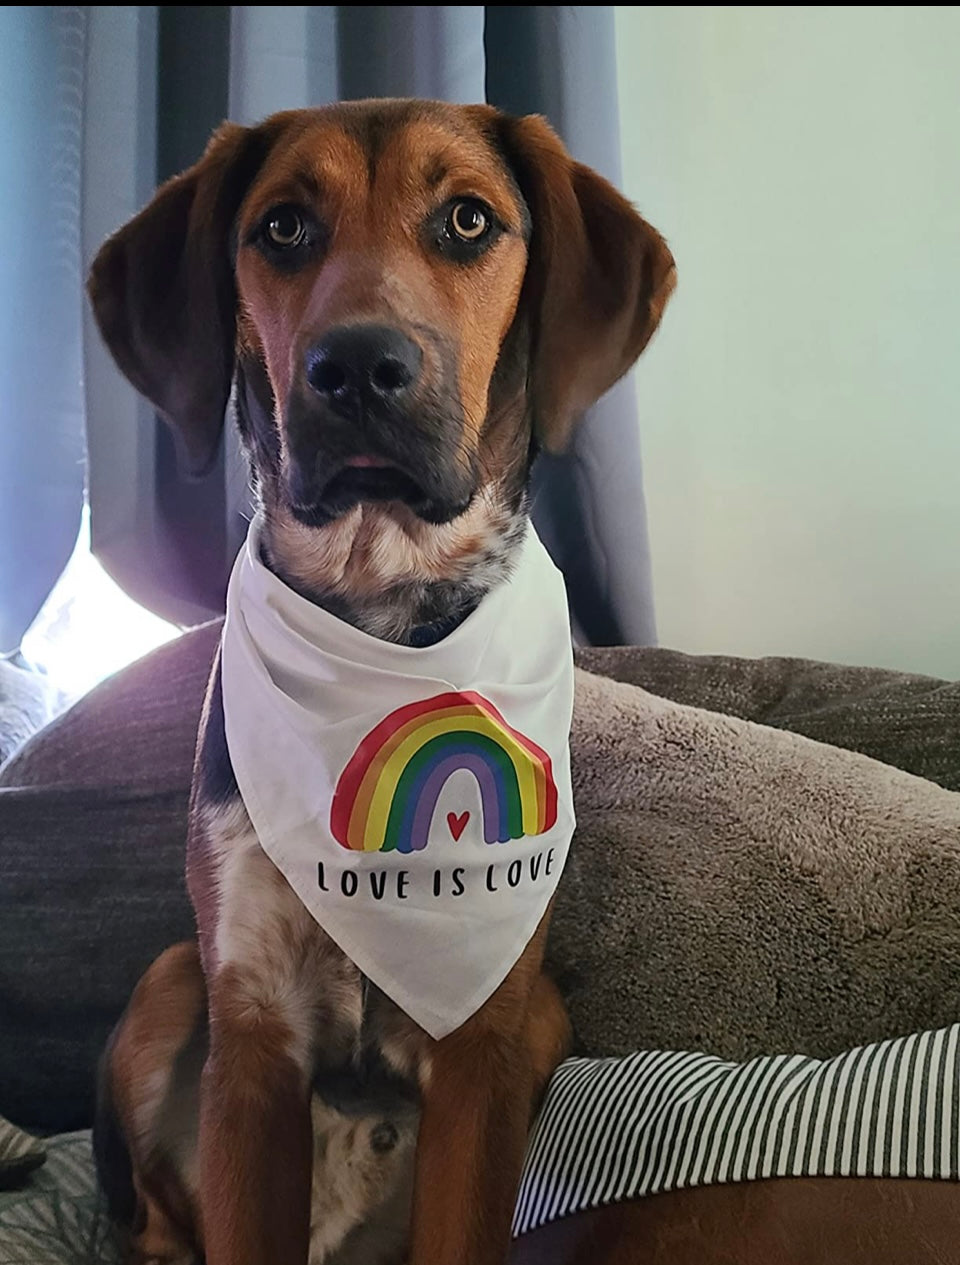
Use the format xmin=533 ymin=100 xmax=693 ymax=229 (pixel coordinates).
xmin=330 ymin=691 xmax=557 ymax=853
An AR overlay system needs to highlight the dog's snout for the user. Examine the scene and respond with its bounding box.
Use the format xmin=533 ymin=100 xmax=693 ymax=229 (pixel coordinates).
xmin=305 ymin=325 xmax=422 ymax=410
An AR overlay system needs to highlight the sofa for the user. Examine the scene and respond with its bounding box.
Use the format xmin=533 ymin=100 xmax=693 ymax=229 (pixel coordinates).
xmin=2 ymin=625 xmax=959 ymax=1262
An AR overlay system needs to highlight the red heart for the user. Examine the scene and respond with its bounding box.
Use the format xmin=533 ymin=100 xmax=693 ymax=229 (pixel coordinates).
xmin=447 ymin=811 xmax=470 ymax=841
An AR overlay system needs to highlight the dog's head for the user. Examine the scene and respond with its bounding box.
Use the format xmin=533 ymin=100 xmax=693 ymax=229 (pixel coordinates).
xmin=90 ymin=100 xmax=674 ymax=622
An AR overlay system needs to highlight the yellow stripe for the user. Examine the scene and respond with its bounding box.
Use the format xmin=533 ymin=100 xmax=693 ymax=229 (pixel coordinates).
xmin=351 ymin=713 xmax=541 ymax=851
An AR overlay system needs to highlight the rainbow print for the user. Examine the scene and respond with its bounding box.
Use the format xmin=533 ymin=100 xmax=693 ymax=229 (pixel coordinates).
xmin=330 ymin=691 xmax=557 ymax=854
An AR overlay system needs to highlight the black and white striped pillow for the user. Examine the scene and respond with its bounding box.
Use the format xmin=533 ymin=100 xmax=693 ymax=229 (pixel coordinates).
xmin=514 ymin=1024 xmax=960 ymax=1235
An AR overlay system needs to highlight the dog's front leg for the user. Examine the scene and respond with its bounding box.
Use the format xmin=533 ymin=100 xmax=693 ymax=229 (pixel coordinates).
xmin=187 ymin=665 xmax=317 ymax=1265
xmin=199 ymin=968 xmax=313 ymax=1265
xmin=410 ymin=1023 xmax=531 ymax=1265
xmin=408 ymin=926 xmax=565 ymax=1265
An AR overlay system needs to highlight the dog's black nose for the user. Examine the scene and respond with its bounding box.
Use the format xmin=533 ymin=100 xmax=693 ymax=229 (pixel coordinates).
xmin=305 ymin=325 xmax=422 ymax=410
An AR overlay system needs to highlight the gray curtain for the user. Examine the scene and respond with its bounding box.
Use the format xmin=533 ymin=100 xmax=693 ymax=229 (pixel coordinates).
xmin=76 ymin=6 xmax=657 ymax=643
xmin=0 ymin=8 xmax=86 ymax=654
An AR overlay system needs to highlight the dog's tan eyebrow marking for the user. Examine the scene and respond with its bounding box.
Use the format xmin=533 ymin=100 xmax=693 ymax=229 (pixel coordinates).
xmin=417 ymin=157 xmax=527 ymax=235
xmin=425 ymin=159 xmax=448 ymax=190
xmin=262 ymin=167 xmax=324 ymax=208
xmin=241 ymin=170 xmax=325 ymax=240
xmin=289 ymin=167 xmax=323 ymax=202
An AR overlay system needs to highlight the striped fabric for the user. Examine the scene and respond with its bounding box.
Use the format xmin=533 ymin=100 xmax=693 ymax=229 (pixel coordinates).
xmin=0 ymin=1131 xmax=118 ymax=1265
xmin=513 ymin=1024 xmax=960 ymax=1235
xmin=0 ymin=1117 xmax=45 ymax=1188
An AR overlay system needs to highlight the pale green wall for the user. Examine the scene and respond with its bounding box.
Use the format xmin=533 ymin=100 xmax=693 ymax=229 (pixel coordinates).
xmin=616 ymin=6 xmax=960 ymax=677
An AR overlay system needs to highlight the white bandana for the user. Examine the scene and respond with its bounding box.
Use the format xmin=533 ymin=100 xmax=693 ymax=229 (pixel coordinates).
xmin=220 ymin=513 xmax=575 ymax=1039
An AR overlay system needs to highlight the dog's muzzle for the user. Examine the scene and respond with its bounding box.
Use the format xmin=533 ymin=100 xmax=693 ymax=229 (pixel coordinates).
xmin=284 ymin=323 xmax=476 ymax=527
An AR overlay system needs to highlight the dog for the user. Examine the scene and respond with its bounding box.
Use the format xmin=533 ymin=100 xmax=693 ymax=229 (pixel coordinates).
xmin=88 ymin=99 xmax=675 ymax=1265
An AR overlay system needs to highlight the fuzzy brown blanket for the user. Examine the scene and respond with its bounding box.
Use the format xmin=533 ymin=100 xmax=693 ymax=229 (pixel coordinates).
xmin=557 ymin=667 xmax=960 ymax=1062
xmin=1 ymin=625 xmax=959 ymax=1131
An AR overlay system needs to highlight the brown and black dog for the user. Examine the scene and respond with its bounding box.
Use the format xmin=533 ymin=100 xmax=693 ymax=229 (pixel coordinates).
xmin=89 ymin=99 xmax=675 ymax=1265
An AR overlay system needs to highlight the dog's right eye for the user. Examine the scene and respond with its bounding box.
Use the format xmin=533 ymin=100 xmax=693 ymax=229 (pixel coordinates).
xmin=262 ymin=206 xmax=307 ymax=250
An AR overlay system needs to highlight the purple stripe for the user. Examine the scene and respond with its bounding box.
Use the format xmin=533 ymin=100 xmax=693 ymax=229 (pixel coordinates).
xmin=408 ymin=752 xmax=503 ymax=849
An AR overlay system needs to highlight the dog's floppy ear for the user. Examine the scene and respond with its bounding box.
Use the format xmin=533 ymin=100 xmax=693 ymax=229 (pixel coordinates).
xmin=88 ymin=121 xmax=277 ymax=476
xmin=496 ymin=113 xmax=676 ymax=453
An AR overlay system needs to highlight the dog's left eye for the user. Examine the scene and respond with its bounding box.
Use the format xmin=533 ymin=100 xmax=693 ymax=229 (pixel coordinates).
xmin=447 ymin=199 xmax=490 ymax=242
xmin=438 ymin=197 xmax=496 ymax=249
xmin=431 ymin=197 xmax=498 ymax=262
xmin=263 ymin=206 xmax=306 ymax=250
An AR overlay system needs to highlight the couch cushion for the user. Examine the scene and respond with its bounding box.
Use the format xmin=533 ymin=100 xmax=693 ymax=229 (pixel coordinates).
xmin=0 ymin=787 xmax=195 ymax=1130
xmin=0 ymin=622 xmax=219 ymax=792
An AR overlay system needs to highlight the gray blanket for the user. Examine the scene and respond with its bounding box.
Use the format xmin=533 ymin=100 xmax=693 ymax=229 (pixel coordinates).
xmin=2 ymin=624 xmax=959 ymax=1132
